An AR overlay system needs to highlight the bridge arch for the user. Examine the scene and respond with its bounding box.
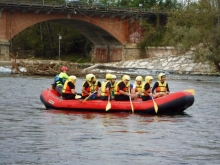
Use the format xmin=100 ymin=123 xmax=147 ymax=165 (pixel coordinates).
xmin=0 ymin=3 xmax=167 ymax=61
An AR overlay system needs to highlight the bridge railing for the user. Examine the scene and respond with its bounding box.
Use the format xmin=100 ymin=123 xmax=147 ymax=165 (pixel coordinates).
xmin=0 ymin=0 xmax=163 ymax=14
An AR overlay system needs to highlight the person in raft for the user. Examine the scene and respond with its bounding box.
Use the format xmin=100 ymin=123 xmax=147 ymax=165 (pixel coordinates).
xmin=91 ymin=75 xmax=102 ymax=98
xmin=100 ymin=73 xmax=112 ymax=100
xmin=141 ymin=76 xmax=154 ymax=101
xmin=132 ymin=76 xmax=143 ymax=98
xmin=152 ymin=73 xmax=170 ymax=98
xmin=114 ymin=75 xmax=138 ymax=101
xmin=55 ymin=66 xmax=69 ymax=95
xmin=81 ymin=73 xmax=97 ymax=100
xmin=61 ymin=75 xmax=78 ymax=100
xmin=111 ymin=74 xmax=117 ymax=99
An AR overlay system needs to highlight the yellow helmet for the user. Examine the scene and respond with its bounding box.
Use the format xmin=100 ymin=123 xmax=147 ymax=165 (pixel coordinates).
xmin=112 ymin=74 xmax=116 ymax=79
xmin=135 ymin=76 xmax=142 ymax=81
xmin=122 ymin=75 xmax=130 ymax=81
xmin=69 ymin=75 xmax=77 ymax=82
xmin=86 ymin=74 xmax=94 ymax=81
xmin=106 ymin=73 xmax=112 ymax=80
xmin=158 ymin=73 xmax=166 ymax=81
xmin=145 ymin=76 xmax=153 ymax=83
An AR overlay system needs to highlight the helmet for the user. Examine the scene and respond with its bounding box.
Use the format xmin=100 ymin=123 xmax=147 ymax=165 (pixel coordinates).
xmin=86 ymin=74 xmax=94 ymax=81
xmin=135 ymin=76 xmax=142 ymax=81
xmin=69 ymin=75 xmax=77 ymax=82
xmin=112 ymin=75 xmax=116 ymax=79
xmin=122 ymin=75 xmax=130 ymax=81
xmin=61 ymin=66 xmax=68 ymax=71
xmin=106 ymin=73 xmax=112 ymax=80
xmin=158 ymin=73 xmax=166 ymax=81
xmin=145 ymin=76 xmax=153 ymax=83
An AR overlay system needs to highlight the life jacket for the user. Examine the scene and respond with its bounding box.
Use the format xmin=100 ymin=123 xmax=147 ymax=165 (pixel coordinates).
xmin=82 ymin=81 xmax=93 ymax=96
xmin=114 ymin=81 xmax=129 ymax=95
xmin=135 ymin=82 xmax=143 ymax=93
xmin=62 ymin=80 xmax=75 ymax=94
xmin=156 ymin=81 xmax=167 ymax=93
xmin=91 ymin=80 xmax=99 ymax=93
xmin=141 ymin=82 xmax=152 ymax=96
xmin=56 ymin=72 xmax=68 ymax=86
xmin=111 ymin=81 xmax=117 ymax=96
xmin=101 ymin=81 xmax=111 ymax=96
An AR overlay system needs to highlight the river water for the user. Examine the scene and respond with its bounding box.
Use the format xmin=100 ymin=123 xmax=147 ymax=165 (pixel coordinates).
xmin=0 ymin=73 xmax=220 ymax=165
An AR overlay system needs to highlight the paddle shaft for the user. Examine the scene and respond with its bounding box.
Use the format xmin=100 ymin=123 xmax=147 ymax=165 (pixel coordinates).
xmin=128 ymin=88 xmax=134 ymax=113
xmin=83 ymin=90 xmax=97 ymax=102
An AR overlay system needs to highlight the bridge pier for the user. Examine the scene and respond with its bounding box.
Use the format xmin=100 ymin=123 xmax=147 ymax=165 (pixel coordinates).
xmin=0 ymin=40 xmax=10 ymax=61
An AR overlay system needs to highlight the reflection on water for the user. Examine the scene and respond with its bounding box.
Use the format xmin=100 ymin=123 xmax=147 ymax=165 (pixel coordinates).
xmin=0 ymin=74 xmax=220 ymax=165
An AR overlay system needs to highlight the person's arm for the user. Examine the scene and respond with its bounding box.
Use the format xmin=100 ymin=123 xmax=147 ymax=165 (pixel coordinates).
xmin=151 ymin=82 xmax=158 ymax=93
xmin=142 ymin=83 xmax=152 ymax=96
xmin=106 ymin=82 xmax=111 ymax=96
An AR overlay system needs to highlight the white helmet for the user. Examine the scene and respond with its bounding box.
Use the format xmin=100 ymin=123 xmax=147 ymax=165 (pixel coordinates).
xmin=158 ymin=73 xmax=166 ymax=81
xmin=145 ymin=76 xmax=153 ymax=83
xmin=122 ymin=75 xmax=130 ymax=81
xmin=135 ymin=76 xmax=142 ymax=81
xmin=69 ymin=75 xmax=77 ymax=81
xmin=86 ymin=74 xmax=94 ymax=81
xmin=112 ymin=75 xmax=116 ymax=79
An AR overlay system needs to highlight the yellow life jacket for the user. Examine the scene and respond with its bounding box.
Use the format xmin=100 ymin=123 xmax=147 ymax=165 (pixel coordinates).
xmin=156 ymin=81 xmax=167 ymax=93
xmin=135 ymin=82 xmax=143 ymax=93
xmin=101 ymin=81 xmax=111 ymax=96
xmin=91 ymin=80 xmax=99 ymax=93
xmin=111 ymin=81 xmax=117 ymax=95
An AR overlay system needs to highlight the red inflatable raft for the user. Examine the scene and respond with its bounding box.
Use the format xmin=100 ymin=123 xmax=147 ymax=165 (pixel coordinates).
xmin=40 ymin=88 xmax=194 ymax=114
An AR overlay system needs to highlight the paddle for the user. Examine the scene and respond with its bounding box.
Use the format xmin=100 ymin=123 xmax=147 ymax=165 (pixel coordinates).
xmin=106 ymin=96 xmax=111 ymax=111
xmin=184 ymin=89 xmax=195 ymax=95
xmin=152 ymin=96 xmax=158 ymax=113
xmin=83 ymin=91 xmax=97 ymax=102
xmin=128 ymin=88 xmax=134 ymax=114
xmin=75 ymin=94 xmax=82 ymax=99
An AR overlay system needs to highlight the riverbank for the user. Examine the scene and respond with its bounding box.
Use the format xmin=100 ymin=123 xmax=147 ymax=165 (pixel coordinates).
xmin=0 ymin=53 xmax=220 ymax=76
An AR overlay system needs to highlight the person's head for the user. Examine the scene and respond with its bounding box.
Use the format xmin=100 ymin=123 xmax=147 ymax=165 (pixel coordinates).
xmin=68 ymin=75 xmax=77 ymax=83
xmin=135 ymin=76 xmax=143 ymax=85
xmin=86 ymin=73 xmax=94 ymax=82
xmin=60 ymin=66 xmax=68 ymax=72
xmin=112 ymin=74 xmax=116 ymax=84
xmin=106 ymin=73 xmax=112 ymax=80
xmin=145 ymin=76 xmax=153 ymax=84
xmin=122 ymin=75 xmax=130 ymax=85
xmin=158 ymin=73 xmax=166 ymax=82
xmin=92 ymin=75 xmax=97 ymax=83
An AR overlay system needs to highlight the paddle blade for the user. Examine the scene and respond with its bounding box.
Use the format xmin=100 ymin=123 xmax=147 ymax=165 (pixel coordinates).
xmin=106 ymin=102 xmax=111 ymax=111
xmin=153 ymin=100 xmax=158 ymax=113
xmin=75 ymin=95 xmax=82 ymax=99
xmin=184 ymin=89 xmax=195 ymax=95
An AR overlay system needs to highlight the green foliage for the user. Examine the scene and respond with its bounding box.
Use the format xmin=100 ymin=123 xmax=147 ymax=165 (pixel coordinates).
xmin=138 ymin=15 xmax=166 ymax=51
xmin=12 ymin=21 xmax=92 ymax=61
xmin=163 ymin=0 xmax=220 ymax=69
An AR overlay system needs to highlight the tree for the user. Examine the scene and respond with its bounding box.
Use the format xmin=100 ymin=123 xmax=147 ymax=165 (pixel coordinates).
xmin=163 ymin=0 xmax=220 ymax=69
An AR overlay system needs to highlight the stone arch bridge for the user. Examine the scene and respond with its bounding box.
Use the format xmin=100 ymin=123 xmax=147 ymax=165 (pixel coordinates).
xmin=0 ymin=1 xmax=167 ymax=62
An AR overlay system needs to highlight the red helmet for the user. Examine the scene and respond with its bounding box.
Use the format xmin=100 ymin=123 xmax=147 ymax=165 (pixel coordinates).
xmin=61 ymin=66 xmax=68 ymax=71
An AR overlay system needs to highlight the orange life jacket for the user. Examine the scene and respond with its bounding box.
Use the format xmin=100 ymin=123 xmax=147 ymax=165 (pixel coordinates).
xmin=156 ymin=81 xmax=167 ymax=93
xmin=82 ymin=81 xmax=92 ymax=96
xmin=62 ymin=80 xmax=74 ymax=94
